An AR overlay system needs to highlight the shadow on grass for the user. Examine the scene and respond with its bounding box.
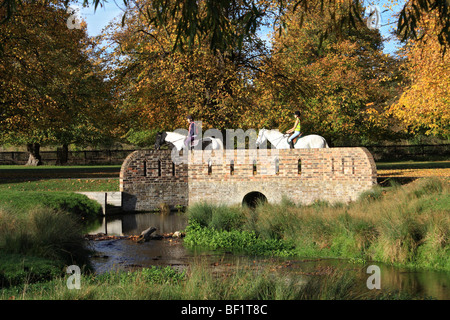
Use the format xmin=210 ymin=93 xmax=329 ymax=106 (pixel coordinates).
xmin=0 ymin=165 xmax=121 ymax=186
xmin=376 ymin=161 xmax=450 ymax=170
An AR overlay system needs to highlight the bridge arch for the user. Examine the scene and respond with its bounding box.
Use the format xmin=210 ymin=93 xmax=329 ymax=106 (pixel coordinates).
xmin=242 ymin=191 xmax=267 ymax=208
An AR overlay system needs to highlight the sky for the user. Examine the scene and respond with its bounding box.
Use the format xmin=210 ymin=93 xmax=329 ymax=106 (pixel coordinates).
xmin=74 ymin=0 xmax=404 ymax=56
xmin=76 ymin=1 xmax=124 ymax=35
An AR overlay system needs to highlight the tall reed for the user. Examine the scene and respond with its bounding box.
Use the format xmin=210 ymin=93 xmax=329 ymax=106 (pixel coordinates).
xmin=0 ymin=205 xmax=93 ymax=288
xmin=186 ymin=178 xmax=449 ymax=271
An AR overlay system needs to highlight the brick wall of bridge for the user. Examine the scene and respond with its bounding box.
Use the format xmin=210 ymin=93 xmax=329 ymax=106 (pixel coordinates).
xmin=187 ymin=148 xmax=376 ymax=206
xmin=120 ymin=150 xmax=188 ymax=211
xmin=120 ymin=147 xmax=377 ymax=211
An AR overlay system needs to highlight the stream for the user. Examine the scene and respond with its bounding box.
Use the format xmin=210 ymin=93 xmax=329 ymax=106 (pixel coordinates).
xmin=86 ymin=211 xmax=450 ymax=300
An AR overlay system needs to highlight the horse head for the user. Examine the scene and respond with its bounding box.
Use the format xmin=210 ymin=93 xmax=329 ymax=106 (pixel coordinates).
xmin=154 ymin=131 xmax=167 ymax=150
xmin=255 ymin=129 xmax=267 ymax=147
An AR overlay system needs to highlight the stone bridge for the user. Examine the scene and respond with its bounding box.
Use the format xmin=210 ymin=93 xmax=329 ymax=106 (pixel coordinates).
xmin=120 ymin=148 xmax=377 ymax=211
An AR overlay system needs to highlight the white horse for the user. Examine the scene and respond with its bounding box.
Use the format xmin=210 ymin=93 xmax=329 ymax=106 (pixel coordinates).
xmin=155 ymin=131 xmax=224 ymax=151
xmin=256 ymin=129 xmax=329 ymax=149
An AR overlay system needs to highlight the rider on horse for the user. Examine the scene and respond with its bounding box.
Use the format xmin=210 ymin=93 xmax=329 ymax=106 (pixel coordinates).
xmin=286 ymin=110 xmax=302 ymax=149
xmin=184 ymin=115 xmax=198 ymax=149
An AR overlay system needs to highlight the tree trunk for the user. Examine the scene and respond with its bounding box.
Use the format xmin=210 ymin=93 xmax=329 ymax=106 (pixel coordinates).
xmin=26 ymin=143 xmax=42 ymax=166
xmin=56 ymin=143 xmax=69 ymax=165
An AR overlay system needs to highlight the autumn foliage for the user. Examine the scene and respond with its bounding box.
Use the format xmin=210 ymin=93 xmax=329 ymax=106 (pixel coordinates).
xmin=0 ymin=0 xmax=448 ymax=163
xmin=389 ymin=12 xmax=449 ymax=138
xmin=103 ymin=0 xmax=267 ymax=132
xmin=250 ymin=1 xmax=402 ymax=144
xmin=0 ymin=1 xmax=116 ymax=163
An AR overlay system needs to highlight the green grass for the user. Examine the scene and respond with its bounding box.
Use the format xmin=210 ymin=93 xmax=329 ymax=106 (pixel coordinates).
xmin=0 ymin=253 xmax=63 ymax=288
xmin=0 ymin=206 xmax=94 ymax=287
xmin=0 ymin=190 xmax=102 ymax=219
xmin=184 ymin=178 xmax=450 ymax=271
xmin=0 ymin=261 xmax=424 ymax=300
xmin=0 ymin=165 xmax=117 ymax=289
xmin=0 ymin=178 xmax=119 ymax=192
xmin=0 ymin=164 xmax=120 ymax=192
xmin=0 ymin=189 xmax=104 ymax=288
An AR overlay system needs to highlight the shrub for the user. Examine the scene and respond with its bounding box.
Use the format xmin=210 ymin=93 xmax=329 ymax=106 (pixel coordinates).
xmin=0 ymin=253 xmax=62 ymax=288
xmin=125 ymin=128 xmax=159 ymax=148
xmin=357 ymin=185 xmax=384 ymax=202
xmin=408 ymin=178 xmax=443 ymax=199
xmin=187 ymin=202 xmax=214 ymax=227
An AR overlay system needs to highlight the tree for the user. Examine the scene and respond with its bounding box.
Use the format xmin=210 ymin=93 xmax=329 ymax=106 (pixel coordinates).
xmin=105 ymin=0 xmax=268 ymax=132
xmin=397 ymin=0 xmax=450 ymax=55
xmin=0 ymin=1 xmax=115 ymax=165
xmin=251 ymin=1 xmax=401 ymax=144
xmin=389 ymin=12 xmax=450 ymax=138
xmin=3 ymin=0 xmax=448 ymax=53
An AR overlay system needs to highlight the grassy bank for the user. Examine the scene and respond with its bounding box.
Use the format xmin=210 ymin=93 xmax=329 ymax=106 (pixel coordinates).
xmin=0 ymin=163 xmax=447 ymax=299
xmin=184 ymin=178 xmax=450 ymax=271
xmin=0 ymin=192 xmax=102 ymax=288
xmin=1 ymin=261 xmax=421 ymax=300
xmin=0 ymin=190 xmax=102 ymax=219
xmin=0 ymin=178 xmax=119 ymax=192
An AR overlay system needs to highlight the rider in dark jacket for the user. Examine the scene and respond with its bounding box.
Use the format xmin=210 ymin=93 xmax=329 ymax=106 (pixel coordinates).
xmin=184 ymin=115 xmax=197 ymax=149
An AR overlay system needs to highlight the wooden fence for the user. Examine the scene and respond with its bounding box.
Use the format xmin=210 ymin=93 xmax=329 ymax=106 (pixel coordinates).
xmin=363 ymin=144 xmax=450 ymax=161
xmin=0 ymin=144 xmax=448 ymax=165
xmin=0 ymin=149 xmax=135 ymax=165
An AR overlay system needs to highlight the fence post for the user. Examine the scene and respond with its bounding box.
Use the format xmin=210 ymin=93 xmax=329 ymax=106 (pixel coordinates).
xmin=103 ymin=192 xmax=107 ymax=215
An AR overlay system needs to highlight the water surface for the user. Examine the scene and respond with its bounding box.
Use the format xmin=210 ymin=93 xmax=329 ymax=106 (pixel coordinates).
xmin=87 ymin=212 xmax=450 ymax=300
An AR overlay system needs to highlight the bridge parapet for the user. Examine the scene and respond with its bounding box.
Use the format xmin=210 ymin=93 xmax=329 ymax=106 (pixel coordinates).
xmin=187 ymin=148 xmax=377 ymax=207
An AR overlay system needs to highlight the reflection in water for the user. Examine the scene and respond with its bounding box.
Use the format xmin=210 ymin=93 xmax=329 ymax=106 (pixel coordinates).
xmin=87 ymin=212 xmax=450 ymax=300
xmin=376 ymin=264 xmax=450 ymax=300
xmin=88 ymin=211 xmax=190 ymax=274
xmin=88 ymin=211 xmax=188 ymax=236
